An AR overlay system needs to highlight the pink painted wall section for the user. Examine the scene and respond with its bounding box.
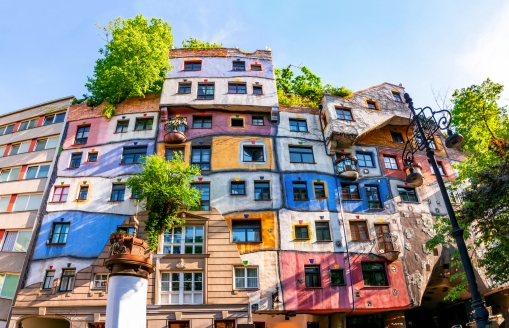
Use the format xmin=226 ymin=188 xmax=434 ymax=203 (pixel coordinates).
xmin=349 ymin=255 xmax=410 ymax=311
xmin=279 ymin=252 xmax=352 ymax=311
xmin=158 ymin=107 xmax=275 ymax=141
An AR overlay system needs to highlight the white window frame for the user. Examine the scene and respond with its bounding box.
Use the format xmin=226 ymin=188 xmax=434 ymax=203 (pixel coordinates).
xmin=0 ymin=273 xmax=20 ymax=299
xmin=0 ymin=146 xmax=5 ymax=158
xmin=0 ymin=230 xmax=32 ymax=252
xmin=93 ymin=273 xmax=108 ymax=289
xmin=12 ymin=194 xmax=43 ymax=211
xmin=383 ymin=156 xmax=398 ymax=170
xmin=0 ymin=167 xmax=22 ymax=182
xmin=160 ymin=272 xmax=203 ymax=304
xmin=163 ymin=226 xmax=204 ymax=254
xmin=24 ymin=164 xmax=50 ymax=179
xmin=240 ymin=141 xmax=267 ymax=166
xmin=43 ymin=112 xmax=66 ymax=125
xmin=42 ymin=270 xmax=55 ymax=290
xmin=0 ymin=124 xmax=15 ymax=135
xmin=234 ymin=267 xmax=259 ymax=289
xmin=0 ymin=197 xmax=9 ymax=212
xmin=35 ymin=136 xmax=59 ymax=151
xmin=18 ymin=119 xmax=38 ymax=131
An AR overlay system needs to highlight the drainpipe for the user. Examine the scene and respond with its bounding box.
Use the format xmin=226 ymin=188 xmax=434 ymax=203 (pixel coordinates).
xmin=318 ymin=103 xmax=356 ymax=325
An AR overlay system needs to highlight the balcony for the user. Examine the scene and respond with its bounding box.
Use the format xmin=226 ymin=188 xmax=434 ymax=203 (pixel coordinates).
xmin=375 ymin=233 xmax=401 ymax=262
xmin=335 ymin=155 xmax=359 ymax=180
xmin=164 ymin=117 xmax=187 ymax=144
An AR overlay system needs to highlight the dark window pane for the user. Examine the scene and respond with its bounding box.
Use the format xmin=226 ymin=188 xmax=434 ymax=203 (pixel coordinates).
xmin=121 ymin=146 xmax=147 ymax=164
xmin=192 ymin=116 xmax=212 ymax=128
xmin=305 ymin=266 xmax=321 ymax=287
xmin=289 ymin=119 xmax=308 ymax=132
xmin=361 ymin=262 xmax=388 ymax=286
xmin=357 ymin=153 xmax=373 ymax=167
xmin=331 ymin=270 xmax=345 ymax=285
xmin=314 ymin=183 xmax=326 ymax=198
xmin=232 ymin=61 xmax=245 ymax=70
xmin=398 ymin=187 xmax=418 ymax=202
xmin=184 ymin=61 xmax=201 ymax=70
xmin=228 ymin=84 xmax=247 ymax=94
xmin=254 ymin=182 xmax=270 ymax=200
xmin=116 ymin=120 xmax=129 ymax=133
xmin=251 ymin=64 xmax=262 ymax=71
xmin=293 ymin=182 xmax=308 ymax=200
xmin=111 ymin=184 xmax=125 ymax=201
xmin=252 ymin=116 xmax=264 ymax=125
xmin=134 ymin=118 xmax=153 ymax=131
xmin=289 ymin=146 xmax=314 ymax=163
xmin=165 ymin=148 xmax=184 ymax=161
xmin=232 ymin=220 xmax=261 ymax=242
xmin=54 ymin=113 xmax=66 ymax=123
xmin=390 ymin=131 xmax=404 ymax=143
xmin=231 ymin=182 xmax=246 ymax=195
xmin=88 ymin=153 xmax=98 ymax=162
xmin=197 ymin=84 xmax=214 ymax=99
xmin=191 ymin=147 xmax=211 ymax=170
xmin=366 ymin=186 xmax=381 ymax=209
xmin=178 ymin=83 xmax=192 ymax=93
xmin=75 ymin=126 xmax=90 ymax=144
xmin=336 ymin=108 xmax=353 ymax=121
xmin=70 ymin=153 xmax=82 ymax=168
xmin=243 ymin=146 xmax=264 ymax=162
xmin=295 ymin=226 xmax=309 ymax=239
xmin=253 ymin=86 xmax=263 ymax=94
xmin=231 ymin=118 xmax=244 ymax=127
xmin=78 ymin=186 xmax=88 ymax=200
xmin=315 ymin=222 xmax=331 ymax=241
xmin=191 ymin=183 xmax=210 ymax=210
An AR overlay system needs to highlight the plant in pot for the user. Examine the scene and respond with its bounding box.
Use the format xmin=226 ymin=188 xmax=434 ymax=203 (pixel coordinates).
xmin=164 ymin=117 xmax=187 ymax=133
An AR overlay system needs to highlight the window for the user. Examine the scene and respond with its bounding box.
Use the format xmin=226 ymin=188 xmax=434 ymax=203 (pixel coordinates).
xmin=197 ymin=84 xmax=214 ymax=99
xmin=49 ymin=223 xmax=70 ymax=244
xmin=70 ymin=153 xmax=82 ymax=168
xmin=391 ymin=131 xmax=404 ymax=143
xmin=232 ymin=61 xmax=245 ymax=71
xmin=78 ymin=186 xmax=89 ymax=200
xmin=18 ymin=119 xmax=37 ymax=131
xmin=25 ymin=165 xmax=50 ymax=179
xmin=383 ymin=156 xmax=398 ymax=170
xmin=163 ymin=226 xmax=204 ymax=254
xmin=336 ymin=108 xmax=353 ymax=121
xmin=305 ymin=266 xmax=321 ymax=287
xmin=192 ymin=116 xmax=212 ymax=128
xmin=52 ymin=186 xmax=69 ymax=202
xmin=428 ymin=138 xmax=437 ymax=149
xmin=361 ymin=262 xmax=388 ymax=286
xmin=367 ymin=100 xmax=378 ymax=109
xmin=178 ymin=83 xmax=192 ymax=94
xmin=356 ymin=152 xmax=373 ymax=167
xmin=228 ymin=83 xmax=247 ymax=94
xmin=234 ymin=267 xmax=258 ymax=289
xmin=183 ymin=61 xmax=201 ymax=71
xmin=165 ymin=148 xmax=184 ymax=160
xmin=243 ymin=146 xmax=264 ymax=162
xmin=289 ymin=119 xmax=308 ymax=132
xmin=448 ymin=189 xmax=461 ymax=204
xmin=251 ymin=64 xmax=262 ymax=71
xmin=254 ymin=182 xmax=270 ymax=200
xmin=0 ymin=167 xmax=21 ymax=182
xmin=110 ymin=184 xmax=125 ymax=201
xmin=115 ymin=120 xmax=129 ymax=133
xmin=0 ymin=146 xmax=5 ymax=157
xmin=43 ymin=271 xmax=55 ymax=289
xmin=191 ymin=183 xmax=210 ymax=210
xmin=314 ymin=183 xmax=326 ymax=199
xmin=430 ymin=162 xmax=446 ymax=175
xmin=131 ymin=188 xmax=143 ymax=199
xmin=59 ymin=269 xmax=76 ymax=292
xmin=160 ymin=272 xmax=203 ymax=304
xmin=121 ymin=146 xmax=147 ymax=164
xmin=232 ymin=220 xmax=261 ymax=242
xmin=43 ymin=113 xmax=66 ymax=125
xmin=341 ymin=184 xmax=360 ymax=201
xmin=168 ymin=322 xmax=190 ymax=328
xmin=398 ymin=187 xmax=418 ymax=202
xmin=366 ymin=186 xmax=381 ymax=209
xmin=349 ymin=221 xmax=369 ymax=241
xmin=35 ymin=137 xmax=59 ymax=151
xmin=0 ymin=274 xmax=20 ymax=298
xmin=1 ymin=231 xmax=32 ymax=251
xmin=289 ymin=146 xmax=314 ymax=163
xmin=1 ymin=124 xmax=15 ymax=135
xmin=375 ymin=224 xmax=394 ymax=253
xmin=393 ymin=92 xmax=402 ymax=102
xmin=87 ymin=152 xmax=98 ymax=162
xmin=13 ymin=194 xmax=42 ymax=211
xmin=315 ymin=222 xmax=331 ymax=241
xmin=117 ymin=226 xmax=136 ymax=235
xmin=253 ymin=85 xmax=263 ymax=95
xmin=134 ymin=118 xmax=153 ymax=131
xmin=93 ymin=274 xmax=108 ymax=289
xmin=330 ymin=269 xmax=345 ymax=285
xmin=293 ymin=182 xmax=309 ymax=200
xmin=295 ymin=226 xmax=309 ymax=239
xmin=0 ymin=197 xmax=9 ymax=212
xmin=231 ymin=118 xmax=244 ymax=127
xmin=231 ymin=182 xmax=246 ymax=195
xmin=75 ymin=126 xmax=90 ymax=144
xmin=252 ymin=116 xmax=264 ymax=125
xmin=10 ymin=141 xmax=30 ymax=155
xmin=191 ymin=147 xmax=211 ymax=170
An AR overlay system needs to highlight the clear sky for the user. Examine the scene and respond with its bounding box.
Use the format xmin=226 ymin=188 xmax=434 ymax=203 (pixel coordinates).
xmin=0 ymin=0 xmax=508 ymax=115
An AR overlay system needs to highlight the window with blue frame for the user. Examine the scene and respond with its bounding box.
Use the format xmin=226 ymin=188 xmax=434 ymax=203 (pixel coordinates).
xmin=365 ymin=185 xmax=382 ymax=209
xmin=356 ymin=152 xmax=374 ymax=167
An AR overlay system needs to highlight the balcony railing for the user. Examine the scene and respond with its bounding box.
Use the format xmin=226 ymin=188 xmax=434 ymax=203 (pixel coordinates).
xmin=335 ymin=155 xmax=359 ymax=180
xmin=164 ymin=117 xmax=187 ymax=143
xmin=376 ymin=233 xmax=401 ymax=262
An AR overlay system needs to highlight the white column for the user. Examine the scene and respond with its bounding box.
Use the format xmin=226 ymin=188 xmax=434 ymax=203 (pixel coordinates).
xmin=106 ymin=276 xmax=148 ymax=328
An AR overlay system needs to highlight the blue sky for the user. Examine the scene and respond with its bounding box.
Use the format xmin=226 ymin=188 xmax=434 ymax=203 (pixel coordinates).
xmin=0 ymin=0 xmax=508 ymax=115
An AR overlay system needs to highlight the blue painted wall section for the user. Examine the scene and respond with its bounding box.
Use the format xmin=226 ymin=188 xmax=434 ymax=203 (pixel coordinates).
xmin=283 ymin=173 xmax=338 ymax=211
xmin=339 ymin=177 xmax=393 ymax=213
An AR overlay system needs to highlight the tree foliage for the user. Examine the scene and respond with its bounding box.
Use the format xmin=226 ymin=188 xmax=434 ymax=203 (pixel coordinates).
xmin=85 ymin=15 xmax=174 ymax=118
xmin=182 ymin=37 xmax=223 ymax=49
xmin=126 ymin=153 xmax=201 ymax=252
xmin=275 ymin=66 xmax=352 ymax=107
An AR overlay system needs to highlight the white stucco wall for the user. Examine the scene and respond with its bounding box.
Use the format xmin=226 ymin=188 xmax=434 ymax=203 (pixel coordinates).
xmin=275 ymin=138 xmax=334 ymax=174
xmin=277 ymin=112 xmax=323 ymax=140
xmin=25 ymin=257 xmax=95 ymax=287
xmin=106 ymin=275 xmax=148 ymax=328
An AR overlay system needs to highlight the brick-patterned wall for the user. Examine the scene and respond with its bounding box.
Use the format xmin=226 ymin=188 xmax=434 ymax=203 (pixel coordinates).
xmin=169 ymin=48 xmax=272 ymax=60
xmin=67 ymin=94 xmax=161 ymax=122
xmin=279 ymin=106 xmax=318 ymax=115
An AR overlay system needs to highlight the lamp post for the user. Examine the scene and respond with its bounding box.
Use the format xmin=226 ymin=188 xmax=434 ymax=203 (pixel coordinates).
xmin=401 ymin=93 xmax=490 ymax=328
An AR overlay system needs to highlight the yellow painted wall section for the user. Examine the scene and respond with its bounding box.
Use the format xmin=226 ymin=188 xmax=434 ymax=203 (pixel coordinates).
xmin=357 ymin=125 xmax=447 ymax=157
xmin=224 ymin=211 xmax=277 ymax=254
xmin=211 ymin=136 xmax=274 ymax=170
xmin=157 ymin=142 xmax=192 ymax=163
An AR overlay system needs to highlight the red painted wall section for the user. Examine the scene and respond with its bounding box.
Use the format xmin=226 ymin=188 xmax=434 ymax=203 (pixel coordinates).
xmin=379 ymin=148 xmax=407 ymax=180
xmin=349 ymin=255 xmax=410 ymax=311
xmin=6 ymin=194 xmax=17 ymax=212
xmin=3 ymin=145 xmax=11 ymax=157
xmin=279 ymin=252 xmax=352 ymax=312
xmin=64 ymin=121 xmax=95 ymax=149
xmin=36 ymin=115 xmax=45 ymax=127
xmin=18 ymin=165 xmax=28 ymax=180
xmin=13 ymin=121 xmax=21 ymax=133
xmin=28 ymin=139 xmax=37 ymax=152
xmin=0 ymin=230 xmax=4 ymax=244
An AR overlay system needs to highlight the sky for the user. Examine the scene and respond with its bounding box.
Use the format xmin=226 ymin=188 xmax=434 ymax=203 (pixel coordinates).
xmin=0 ymin=0 xmax=508 ymax=115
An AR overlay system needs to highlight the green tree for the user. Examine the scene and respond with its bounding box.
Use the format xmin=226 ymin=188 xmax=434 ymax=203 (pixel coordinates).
xmin=85 ymin=15 xmax=174 ymax=118
xmin=182 ymin=37 xmax=223 ymax=49
xmin=126 ymin=153 xmax=201 ymax=252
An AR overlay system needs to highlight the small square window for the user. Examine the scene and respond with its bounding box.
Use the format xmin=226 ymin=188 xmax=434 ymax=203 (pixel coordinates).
xmin=393 ymin=92 xmax=402 ymax=102
xmin=87 ymin=152 xmax=98 ymax=162
xmin=251 ymin=64 xmax=262 ymax=71
xmin=253 ymin=86 xmax=263 ymax=95
xmin=122 ymin=146 xmax=147 ymax=164
xmin=361 ymin=262 xmax=388 ymax=286
xmin=254 ymin=182 xmax=270 ymax=200
xmin=178 ymin=83 xmax=192 ymax=94
xmin=184 ymin=61 xmax=201 ymax=71
xmin=110 ymin=184 xmax=125 ymax=201
xmin=49 ymin=222 xmax=70 ymax=244
xmin=70 ymin=153 xmax=82 ymax=168
xmin=367 ymin=100 xmax=378 ymax=109
xmin=165 ymin=148 xmax=184 ymax=161
xmin=289 ymin=119 xmax=308 ymax=132
xmin=289 ymin=146 xmax=314 ymax=163
xmin=52 ymin=186 xmax=69 ymax=202
xmin=295 ymin=226 xmax=309 ymax=239
xmin=315 ymin=222 xmax=331 ymax=241
xmin=330 ymin=269 xmax=345 ymax=285
xmin=231 ymin=182 xmax=246 ymax=195
xmin=356 ymin=152 xmax=373 ymax=167
xmin=134 ymin=118 xmax=153 ymax=131
xmin=243 ymin=146 xmax=264 ymax=162
xmin=336 ymin=108 xmax=353 ymax=121
xmin=383 ymin=156 xmax=398 ymax=170
xmin=232 ymin=61 xmax=246 ymax=71
xmin=192 ymin=116 xmax=212 ymax=128
xmin=231 ymin=118 xmax=244 ymax=127
xmin=75 ymin=126 xmax=90 ymax=144
xmin=93 ymin=274 xmax=108 ymax=289
xmin=78 ymin=186 xmax=89 ymax=200
xmin=398 ymin=187 xmax=418 ymax=202
xmin=305 ymin=266 xmax=321 ymax=287
xmin=232 ymin=220 xmax=261 ymax=242
xmin=59 ymin=269 xmax=76 ymax=292
xmin=197 ymin=84 xmax=214 ymax=99
xmin=349 ymin=221 xmax=369 ymax=241
xmin=234 ymin=267 xmax=258 ymax=288
xmin=314 ymin=183 xmax=326 ymax=199
xmin=228 ymin=83 xmax=247 ymax=94
xmin=43 ymin=271 xmax=55 ymax=289
xmin=390 ymin=131 xmax=404 ymax=143
xmin=293 ymin=182 xmax=308 ymax=200
xmin=115 ymin=120 xmax=129 ymax=133
xmin=252 ymin=116 xmax=264 ymax=126
xmin=191 ymin=147 xmax=211 ymax=170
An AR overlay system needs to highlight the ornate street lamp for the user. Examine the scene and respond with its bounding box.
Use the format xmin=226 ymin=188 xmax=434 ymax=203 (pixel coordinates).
xmin=402 ymin=93 xmax=490 ymax=328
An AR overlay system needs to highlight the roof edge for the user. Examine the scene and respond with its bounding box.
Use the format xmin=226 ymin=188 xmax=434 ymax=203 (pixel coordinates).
xmin=1 ymin=95 xmax=75 ymax=119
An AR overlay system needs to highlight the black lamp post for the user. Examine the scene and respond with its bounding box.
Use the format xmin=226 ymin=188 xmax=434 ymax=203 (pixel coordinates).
xmin=401 ymin=93 xmax=490 ymax=328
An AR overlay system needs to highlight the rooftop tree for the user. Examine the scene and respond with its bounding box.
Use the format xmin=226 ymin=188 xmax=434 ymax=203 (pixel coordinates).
xmin=182 ymin=37 xmax=223 ymax=49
